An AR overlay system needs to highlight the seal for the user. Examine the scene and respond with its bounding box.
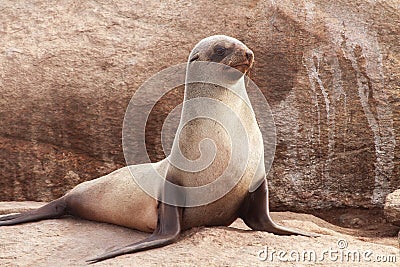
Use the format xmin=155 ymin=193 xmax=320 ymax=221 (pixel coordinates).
xmin=0 ymin=35 xmax=314 ymax=263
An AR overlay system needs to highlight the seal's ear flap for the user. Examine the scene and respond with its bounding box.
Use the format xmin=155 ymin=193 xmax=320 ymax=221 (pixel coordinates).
xmin=189 ymin=54 xmax=199 ymax=63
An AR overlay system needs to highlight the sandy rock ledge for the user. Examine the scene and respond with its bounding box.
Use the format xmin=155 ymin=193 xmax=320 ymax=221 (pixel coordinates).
xmin=0 ymin=202 xmax=399 ymax=266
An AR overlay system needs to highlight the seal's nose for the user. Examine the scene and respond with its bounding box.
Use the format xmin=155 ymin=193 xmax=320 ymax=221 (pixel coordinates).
xmin=245 ymin=50 xmax=254 ymax=62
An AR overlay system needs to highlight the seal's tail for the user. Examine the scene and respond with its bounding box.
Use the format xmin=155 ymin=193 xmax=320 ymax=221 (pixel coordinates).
xmin=0 ymin=198 xmax=68 ymax=226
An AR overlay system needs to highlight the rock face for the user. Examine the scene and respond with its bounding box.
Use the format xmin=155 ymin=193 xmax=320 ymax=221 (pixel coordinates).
xmin=0 ymin=1 xmax=399 ymax=211
xmin=384 ymin=190 xmax=400 ymax=226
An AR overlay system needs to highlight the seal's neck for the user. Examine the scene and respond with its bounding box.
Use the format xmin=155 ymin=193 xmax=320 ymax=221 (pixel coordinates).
xmin=183 ymin=75 xmax=251 ymax=107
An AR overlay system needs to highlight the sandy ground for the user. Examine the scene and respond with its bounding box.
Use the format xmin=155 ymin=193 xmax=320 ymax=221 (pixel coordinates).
xmin=0 ymin=202 xmax=399 ymax=266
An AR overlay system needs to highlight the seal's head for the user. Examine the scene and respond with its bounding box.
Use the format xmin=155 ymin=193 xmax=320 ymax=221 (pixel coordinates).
xmin=188 ymin=35 xmax=254 ymax=74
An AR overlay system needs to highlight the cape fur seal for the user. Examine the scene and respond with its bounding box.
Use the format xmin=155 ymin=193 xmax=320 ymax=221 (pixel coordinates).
xmin=0 ymin=35 xmax=314 ymax=263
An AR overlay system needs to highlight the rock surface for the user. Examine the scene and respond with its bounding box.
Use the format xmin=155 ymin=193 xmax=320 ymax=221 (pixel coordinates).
xmin=0 ymin=0 xmax=399 ymax=211
xmin=384 ymin=190 xmax=400 ymax=226
xmin=0 ymin=202 xmax=399 ymax=266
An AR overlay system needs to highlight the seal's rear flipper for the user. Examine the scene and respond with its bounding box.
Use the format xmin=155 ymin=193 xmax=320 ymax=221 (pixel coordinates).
xmin=239 ymin=180 xmax=318 ymax=237
xmin=0 ymin=198 xmax=68 ymax=226
xmin=86 ymin=202 xmax=182 ymax=264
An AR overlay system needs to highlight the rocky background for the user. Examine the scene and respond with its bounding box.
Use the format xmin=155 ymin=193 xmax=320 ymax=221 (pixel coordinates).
xmin=0 ymin=0 xmax=399 ymax=213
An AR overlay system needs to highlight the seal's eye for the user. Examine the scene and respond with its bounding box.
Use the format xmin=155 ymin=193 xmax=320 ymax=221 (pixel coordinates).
xmin=214 ymin=46 xmax=226 ymax=56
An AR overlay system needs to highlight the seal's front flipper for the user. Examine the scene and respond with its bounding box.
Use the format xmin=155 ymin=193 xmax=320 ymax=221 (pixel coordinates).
xmin=0 ymin=198 xmax=67 ymax=226
xmin=86 ymin=202 xmax=182 ymax=264
xmin=239 ymin=180 xmax=317 ymax=237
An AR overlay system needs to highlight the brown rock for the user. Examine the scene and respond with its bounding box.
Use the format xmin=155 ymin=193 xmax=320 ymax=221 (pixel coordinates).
xmin=0 ymin=1 xmax=399 ymax=212
xmin=384 ymin=189 xmax=400 ymax=226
